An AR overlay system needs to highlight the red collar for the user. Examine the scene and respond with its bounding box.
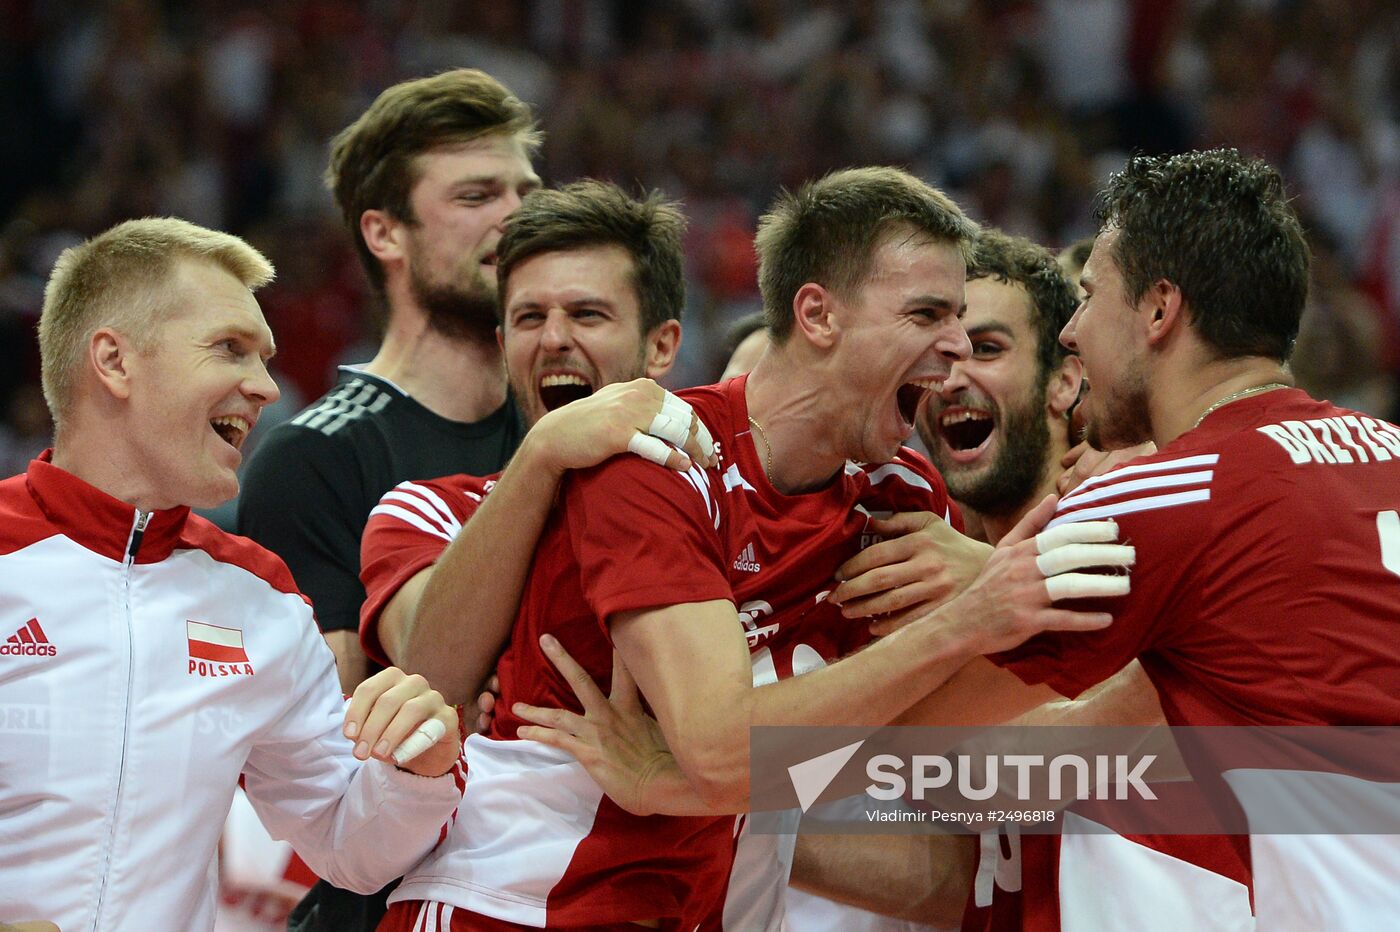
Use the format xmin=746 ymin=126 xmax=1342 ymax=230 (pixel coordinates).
xmin=26 ymin=451 xmax=191 ymax=563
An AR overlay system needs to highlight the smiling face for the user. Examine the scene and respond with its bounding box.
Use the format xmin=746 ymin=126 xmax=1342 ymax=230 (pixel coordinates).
xmin=1060 ymin=228 xmax=1152 ymax=450
xmin=125 ymin=259 xmax=280 ymax=509
xmin=501 ymin=244 xmax=679 ymax=428
xmin=921 ymin=276 xmax=1055 ymax=515
xmin=824 ymin=231 xmax=971 ymax=465
xmin=401 ymin=135 xmax=540 ymax=340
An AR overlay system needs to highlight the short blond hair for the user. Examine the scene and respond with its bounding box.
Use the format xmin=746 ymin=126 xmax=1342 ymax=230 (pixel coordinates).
xmin=39 ymin=217 xmax=275 ymax=427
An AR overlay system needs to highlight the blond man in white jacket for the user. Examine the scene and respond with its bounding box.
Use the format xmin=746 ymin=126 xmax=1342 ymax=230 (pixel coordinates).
xmin=0 ymin=218 xmax=463 ymax=932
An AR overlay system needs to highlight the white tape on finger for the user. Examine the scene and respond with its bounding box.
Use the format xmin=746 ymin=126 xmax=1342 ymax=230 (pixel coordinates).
xmin=391 ymin=717 xmax=448 ymax=766
xmin=1035 ymin=521 xmax=1119 ymax=553
xmin=660 ymin=391 xmax=693 ymax=421
xmin=1045 ymin=573 xmax=1131 ymax=601
xmin=1036 ymin=543 xmax=1135 ymax=577
xmin=694 ymin=418 xmax=715 ymax=458
xmin=659 ymin=391 xmax=717 ymax=461
xmin=647 ymin=412 xmax=691 ymax=446
xmin=628 ymin=432 xmax=675 ymax=466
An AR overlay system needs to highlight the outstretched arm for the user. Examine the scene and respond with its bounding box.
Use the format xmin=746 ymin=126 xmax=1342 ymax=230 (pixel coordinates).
xmin=520 ymin=621 xmax=1156 ymax=819
xmin=374 ymin=381 xmax=715 ymax=704
xmin=620 ymin=497 xmax=1129 ymax=810
xmin=518 ymin=597 xmax=996 ymax=816
xmin=523 ymin=496 xmax=1131 ymax=812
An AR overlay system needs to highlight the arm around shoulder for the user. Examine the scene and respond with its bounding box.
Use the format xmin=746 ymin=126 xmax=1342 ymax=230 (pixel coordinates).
xmin=394 ymin=430 xmax=570 ymax=703
xmin=388 ymin=381 xmax=714 ymax=703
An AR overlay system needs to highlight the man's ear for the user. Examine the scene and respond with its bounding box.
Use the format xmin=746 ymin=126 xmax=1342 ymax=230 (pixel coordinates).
xmin=89 ymin=328 xmax=135 ymax=401
xmin=1046 ymin=353 xmax=1083 ymax=420
xmin=643 ymin=319 xmax=683 ymax=379
xmin=1142 ymin=279 xmax=1186 ymax=346
xmin=791 ymin=283 xmax=838 ymax=350
xmin=360 ymin=209 xmax=407 ymax=265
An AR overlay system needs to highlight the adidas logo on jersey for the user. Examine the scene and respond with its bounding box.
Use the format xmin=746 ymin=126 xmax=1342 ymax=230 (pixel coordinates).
xmin=2 ymin=618 xmax=56 ymax=657
xmin=733 ymin=542 xmax=762 ymax=573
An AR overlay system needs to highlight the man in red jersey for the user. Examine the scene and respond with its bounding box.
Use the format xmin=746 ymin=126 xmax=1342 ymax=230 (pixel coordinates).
xmin=369 ymin=167 xmax=1134 ymax=931
xmin=811 ymin=229 xmax=1254 ymax=932
xmin=360 ymin=181 xmax=713 ymax=711
xmin=360 ymin=178 xmax=768 ymax=930
xmin=785 ymin=229 xmax=1090 ymax=931
xmin=939 ymin=232 xmax=1251 ymax=932
xmin=363 ymin=176 xmax=994 ymax=931
xmin=881 ymin=149 xmax=1400 ymax=930
xmin=548 ymin=229 xmax=1252 ymax=932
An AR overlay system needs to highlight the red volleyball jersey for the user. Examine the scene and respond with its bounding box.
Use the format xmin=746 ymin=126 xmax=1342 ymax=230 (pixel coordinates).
xmin=361 ymin=375 xmax=959 ymax=928
xmin=992 ymin=389 xmax=1400 ymax=929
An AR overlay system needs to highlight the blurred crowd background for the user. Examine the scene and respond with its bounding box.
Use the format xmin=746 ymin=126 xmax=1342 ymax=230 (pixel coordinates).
xmin=2 ymin=0 xmax=1398 ymax=482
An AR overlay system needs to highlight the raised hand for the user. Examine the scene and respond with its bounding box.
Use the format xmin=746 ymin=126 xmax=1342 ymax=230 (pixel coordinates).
xmin=943 ymin=494 xmax=1133 ymax=655
xmin=830 ymin=511 xmax=993 ymax=636
xmin=532 ymin=379 xmax=718 ymax=475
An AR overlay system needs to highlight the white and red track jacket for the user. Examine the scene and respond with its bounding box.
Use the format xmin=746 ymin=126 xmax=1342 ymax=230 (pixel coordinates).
xmin=0 ymin=455 xmax=461 ymax=932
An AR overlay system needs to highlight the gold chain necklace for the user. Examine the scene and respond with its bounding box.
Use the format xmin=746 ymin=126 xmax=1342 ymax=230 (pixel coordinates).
xmin=1192 ymin=382 xmax=1290 ymax=429
xmin=747 ymin=415 xmax=774 ymax=480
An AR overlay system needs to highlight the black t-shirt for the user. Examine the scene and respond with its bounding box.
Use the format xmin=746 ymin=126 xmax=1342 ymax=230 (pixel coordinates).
xmin=237 ymin=366 xmax=526 ymax=635
xmin=240 ymin=366 xmax=524 ymax=932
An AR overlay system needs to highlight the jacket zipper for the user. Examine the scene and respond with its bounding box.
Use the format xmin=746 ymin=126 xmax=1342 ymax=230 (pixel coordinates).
xmin=92 ymin=510 xmax=149 ymax=929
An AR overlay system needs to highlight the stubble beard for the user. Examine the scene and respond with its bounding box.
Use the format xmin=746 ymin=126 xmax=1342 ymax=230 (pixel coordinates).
xmin=506 ymin=343 xmax=650 ymax=430
xmin=1084 ymin=367 xmax=1152 ymax=451
xmin=935 ymin=385 xmax=1054 ymax=518
xmin=410 ymin=262 xmax=499 ymax=344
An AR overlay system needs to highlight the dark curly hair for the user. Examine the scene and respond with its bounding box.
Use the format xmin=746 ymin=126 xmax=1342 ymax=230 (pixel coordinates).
xmin=968 ymin=229 xmax=1079 ymax=380
xmin=1094 ymin=149 xmax=1309 ymax=361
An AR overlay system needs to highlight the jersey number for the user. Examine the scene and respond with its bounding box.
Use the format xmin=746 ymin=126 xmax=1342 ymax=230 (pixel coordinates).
xmin=973 ymin=824 xmax=1023 ymax=908
xmin=1380 ymin=511 xmax=1400 ymax=579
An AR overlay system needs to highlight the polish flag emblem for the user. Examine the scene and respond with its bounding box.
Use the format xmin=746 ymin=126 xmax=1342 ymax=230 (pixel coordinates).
xmin=187 ymin=621 xmax=249 ymax=664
